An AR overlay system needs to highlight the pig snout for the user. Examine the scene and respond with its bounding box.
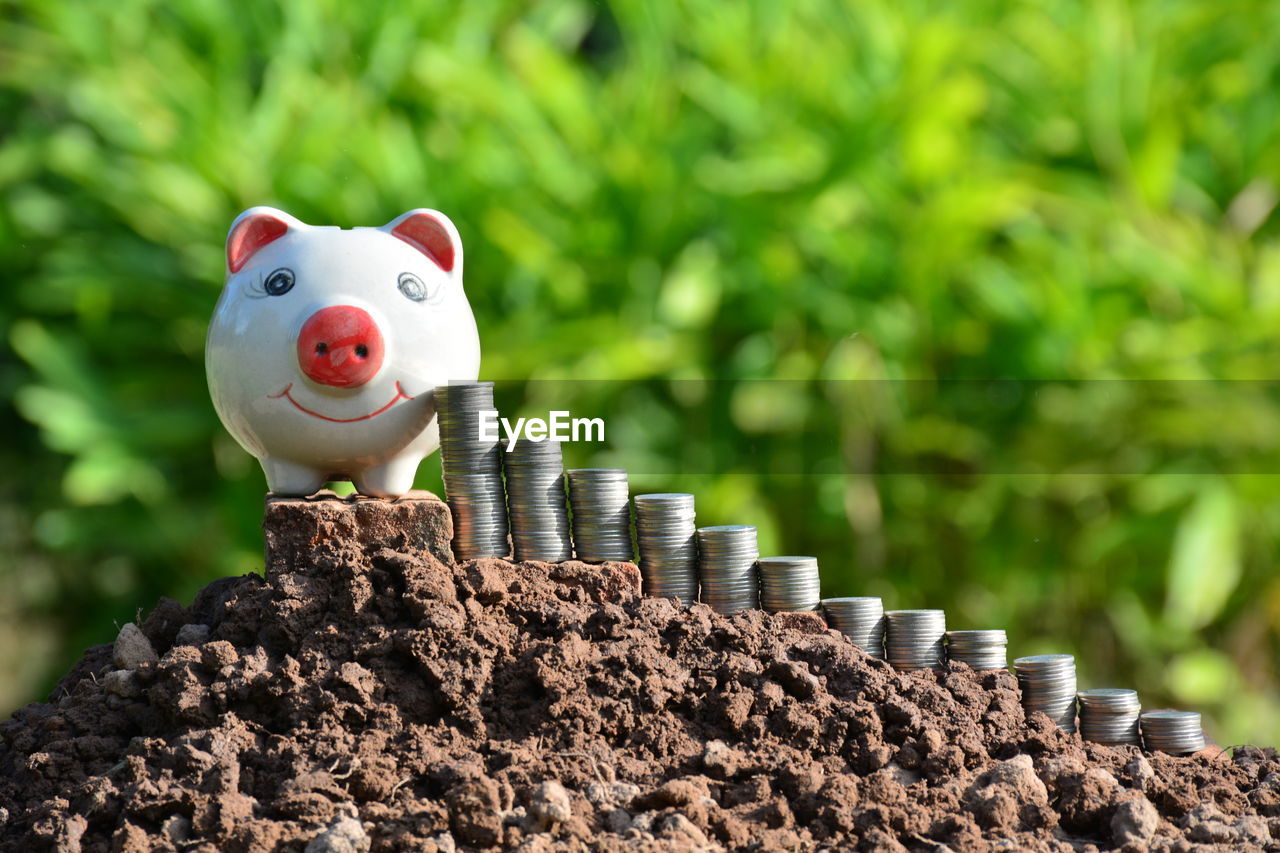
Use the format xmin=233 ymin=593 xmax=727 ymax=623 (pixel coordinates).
xmin=296 ymin=305 xmax=385 ymax=388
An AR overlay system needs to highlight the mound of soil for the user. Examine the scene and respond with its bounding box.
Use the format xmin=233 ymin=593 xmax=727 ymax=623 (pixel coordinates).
xmin=2 ymin=492 xmax=1279 ymax=852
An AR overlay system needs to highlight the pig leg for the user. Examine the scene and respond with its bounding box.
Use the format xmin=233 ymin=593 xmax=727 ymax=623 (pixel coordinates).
xmin=352 ymin=455 xmax=420 ymax=498
xmin=261 ymin=458 xmax=327 ymax=496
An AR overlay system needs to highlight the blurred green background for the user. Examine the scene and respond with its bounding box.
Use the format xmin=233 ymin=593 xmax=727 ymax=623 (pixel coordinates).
xmin=3 ymin=0 xmax=1280 ymax=747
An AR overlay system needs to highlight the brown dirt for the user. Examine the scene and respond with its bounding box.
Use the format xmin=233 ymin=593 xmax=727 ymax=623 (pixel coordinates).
xmin=2 ymin=492 xmax=1278 ymax=852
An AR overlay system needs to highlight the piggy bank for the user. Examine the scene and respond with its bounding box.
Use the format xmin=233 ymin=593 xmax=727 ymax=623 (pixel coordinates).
xmin=206 ymin=206 xmax=481 ymax=497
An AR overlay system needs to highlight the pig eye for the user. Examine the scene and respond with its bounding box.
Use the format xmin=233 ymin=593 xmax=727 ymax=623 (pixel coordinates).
xmin=398 ymin=272 xmax=435 ymax=303
xmin=264 ymin=268 xmax=295 ymax=296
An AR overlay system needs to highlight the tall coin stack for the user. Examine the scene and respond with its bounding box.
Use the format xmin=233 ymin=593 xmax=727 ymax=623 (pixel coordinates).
xmin=1140 ymin=710 xmax=1206 ymax=754
xmin=1078 ymin=688 xmax=1141 ymax=746
xmin=946 ymin=630 xmax=1008 ymax=671
xmin=697 ymin=525 xmax=759 ymax=614
xmin=885 ymin=610 xmax=947 ymax=671
xmin=567 ymin=469 xmax=633 ymax=562
xmin=758 ymin=556 xmax=821 ymax=612
xmin=436 ymin=382 xmax=507 ymax=560
xmin=822 ymin=597 xmax=886 ymax=659
xmin=1014 ymin=654 xmax=1078 ymax=732
xmin=634 ymin=494 xmax=698 ymax=604
xmin=504 ymin=438 xmax=572 ymax=562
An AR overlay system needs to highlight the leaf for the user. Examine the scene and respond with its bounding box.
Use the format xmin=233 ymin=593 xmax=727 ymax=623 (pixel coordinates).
xmin=1164 ymin=483 xmax=1240 ymax=631
xmin=1166 ymin=648 xmax=1238 ymax=705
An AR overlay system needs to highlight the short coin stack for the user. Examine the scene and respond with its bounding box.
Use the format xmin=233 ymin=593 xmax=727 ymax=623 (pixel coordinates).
xmin=758 ymin=556 xmax=821 ymax=612
xmin=1014 ymin=654 xmax=1078 ymax=732
xmin=1141 ymin=710 xmax=1206 ymax=754
xmin=885 ymin=609 xmax=947 ymax=671
xmin=1078 ymin=689 xmax=1141 ymax=746
xmin=566 ymin=469 xmax=633 ymax=561
xmin=697 ymin=525 xmax=759 ymax=614
xmin=504 ymin=438 xmax=572 ymax=562
xmin=634 ymin=494 xmax=699 ymax=604
xmin=946 ymin=630 xmax=1008 ymax=671
xmin=436 ymin=382 xmax=508 ymax=559
xmin=822 ymin=597 xmax=886 ymax=659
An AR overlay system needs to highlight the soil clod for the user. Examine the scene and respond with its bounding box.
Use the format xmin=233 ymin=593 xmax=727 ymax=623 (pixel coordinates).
xmin=110 ymin=623 xmax=157 ymax=671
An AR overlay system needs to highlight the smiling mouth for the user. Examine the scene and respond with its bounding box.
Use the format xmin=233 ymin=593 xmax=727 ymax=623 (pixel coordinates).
xmin=268 ymin=382 xmax=413 ymax=422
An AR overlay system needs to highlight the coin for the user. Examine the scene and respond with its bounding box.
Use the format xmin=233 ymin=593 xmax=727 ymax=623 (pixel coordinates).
xmin=1014 ymin=654 xmax=1078 ymax=733
xmin=885 ymin=610 xmax=947 ymax=671
xmin=436 ymin=382 xmax=501 ymax=476
xmin=436 ymin=382 xmax=507 ymax=559
xmin=443 ymin=472 xmax=510 ymax=559
xmin=821 ymin=597 xmax=886 ymax=659
xmin=1140 ymin=710 xmax=1205 ymax=754
xmin=634 ymin=493 xmax=698 ymax=604
xmin=567 ymin=469 xmax=633 ymax=562
xmin=1078 ymin=688 xmax=1141 ymax=746
xmin=758 ymin=556 xmax=821 ymax=612
xmin=946 ymin=629 xmax=1008 ymax=671
xmin=504 ymin=438 xmax=572 ymax=562
xmin=697 ymin=525 xmax=759 ymax=614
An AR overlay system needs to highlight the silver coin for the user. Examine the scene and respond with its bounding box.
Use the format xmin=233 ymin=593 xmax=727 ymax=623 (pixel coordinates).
xmin=1077 ymin=688 xmax=1141 ymax=746
xmin=1140 ymin=710 xmax=1205 ymax=754
xmin=946 ymin=629 xmax=1008 ymax=671
xmin=885 ymin=610 xmax=947 ymax=671
xmin=504 ymin=438 xmax=572 ymax=562
xmin=697 ymin=525 xmax=758 ymax=613
xmin=567 ymin=469 xmax=633 ymax=562
xmin=436 ymin=382 xmax=502 ymax=476
xmin=635 ymin=494 xmax=698 ymax=604
xmin=822 ymin=597 xmax=886 ymax=659
xmin=437 ymin=382 xmax=508 ymax=560
xmin=758 ymin=556 xmax=821 ymax=612
xmin=1014 ymin=654 xmax=1078 ymax=733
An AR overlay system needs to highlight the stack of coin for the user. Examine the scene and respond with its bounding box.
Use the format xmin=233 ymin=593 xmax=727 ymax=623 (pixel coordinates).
xmin=567 ymin=469 xmax=633 ymax=562
xmin=504 ymin=438 xmax=572 ymax=562
xmin=821 ymin=597 xmax=886 ymax=659
xmin=436 ymin=382 xmax=507 ymax=559
xmin=1140 ymin=710 xmax=1206 ymax=754
xmin=1078 ymin=688 xmax=1141 ymax=746
xmin=697 ymin=525 xmax=759 ymax=613
xmin=946 ymin=630 xmax=1008 ymax=671
xmin=443 ymin=473 xmax=509 ymax=559
xmin=885 ymin=610 xmax=947 ymax=671
xmin=758 ymin=556 xmax=821 ymax=612
xmin=1014 ymin=654 xmax=1078 ymax=732
xmin=634 ymin=494 xmax=698 ymax=604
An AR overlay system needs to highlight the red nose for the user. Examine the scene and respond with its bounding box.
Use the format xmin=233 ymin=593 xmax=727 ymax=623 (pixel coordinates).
xmin=296 ymin=305 xmax=385 ymax=388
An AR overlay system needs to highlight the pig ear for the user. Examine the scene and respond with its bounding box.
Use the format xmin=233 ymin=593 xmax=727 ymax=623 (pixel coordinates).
xmin=226 ymin=207 xmax=302 ymax=273
xmin=383 ymin=209 xmax=462 ymax=275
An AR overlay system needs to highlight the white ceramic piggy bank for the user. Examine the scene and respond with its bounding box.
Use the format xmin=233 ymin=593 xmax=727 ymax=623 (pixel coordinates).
xmin=206 ymin=206 xmax=481 ymax=497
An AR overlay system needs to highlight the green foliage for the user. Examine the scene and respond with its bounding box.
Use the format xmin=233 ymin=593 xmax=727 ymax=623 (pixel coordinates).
xmin=2 ymin=0 xmax=1280 ymax=744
